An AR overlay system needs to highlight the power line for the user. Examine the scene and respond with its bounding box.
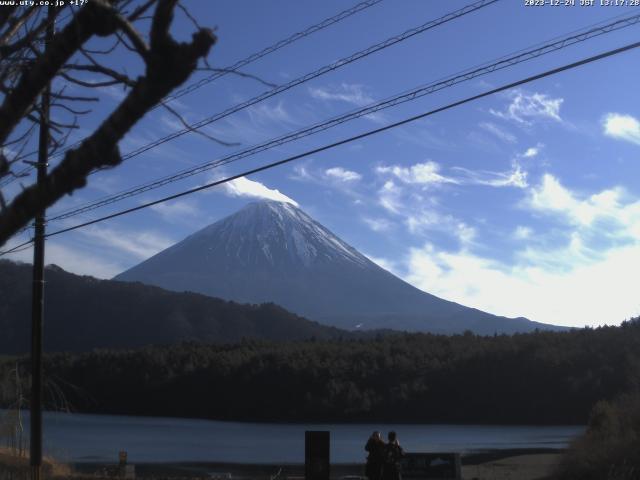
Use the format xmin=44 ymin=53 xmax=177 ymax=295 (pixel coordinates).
xmin=112 ymin=0 xmax=498 ymax=164
xmin=5 ymin=0 xmax=498 ymax=200
xmin=2 ymin=38 xmax=630 ymax=251
xmin=45 ymin=11 xmax=640 ymax=224
xmin=0 ymin=0 xmax=384 ymax=187
xmin=159 ymin=0 xmax=384 ymax=107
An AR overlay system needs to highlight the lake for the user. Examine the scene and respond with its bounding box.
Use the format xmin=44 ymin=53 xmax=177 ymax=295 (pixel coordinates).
xmin=2 ymin=410 xmax=584 ymax=464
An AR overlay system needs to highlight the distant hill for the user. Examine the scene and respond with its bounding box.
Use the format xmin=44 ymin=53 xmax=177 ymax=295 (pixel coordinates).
xmin=116 ymin=200 xmax=565 ymax=334
xmin=0 ymin=260 xmax=348 ymax=354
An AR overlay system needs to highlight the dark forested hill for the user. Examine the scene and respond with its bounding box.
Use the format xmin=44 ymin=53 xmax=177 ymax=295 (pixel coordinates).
xmin=0 ymin=260 xmax=348 ymax=354
xmin=3 ymin=320 xmax=638 ymax=425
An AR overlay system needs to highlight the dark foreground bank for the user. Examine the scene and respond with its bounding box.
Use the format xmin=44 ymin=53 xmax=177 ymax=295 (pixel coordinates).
xmin=68 ymin=448 xmax=563 ymax=479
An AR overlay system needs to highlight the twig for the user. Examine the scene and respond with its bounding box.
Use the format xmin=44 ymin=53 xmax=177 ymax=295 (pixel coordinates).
xmin=161 ymin=101 xmax=239 ymax=147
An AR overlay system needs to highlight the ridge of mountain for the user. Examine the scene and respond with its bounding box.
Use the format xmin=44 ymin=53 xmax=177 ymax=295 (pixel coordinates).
xmin=115 ymin=201 xmax=565 ymax=334
xmin=0 ymin=259 xmax=349 ymax=354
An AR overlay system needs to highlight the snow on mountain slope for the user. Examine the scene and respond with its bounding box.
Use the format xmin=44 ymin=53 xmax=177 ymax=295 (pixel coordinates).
xmin=114 ymin=201 xmax=563 ymax=334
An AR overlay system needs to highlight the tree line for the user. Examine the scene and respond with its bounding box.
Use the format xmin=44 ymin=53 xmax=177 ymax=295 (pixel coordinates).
xmin=2 ymin=319 xmax=639 ymax=425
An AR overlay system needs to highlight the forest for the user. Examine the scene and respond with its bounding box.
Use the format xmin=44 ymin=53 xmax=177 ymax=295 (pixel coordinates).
xmin=0 ymin=260 xmax=348 ymax=354
xmin=2 ymin=319 xmax=639 ymax=425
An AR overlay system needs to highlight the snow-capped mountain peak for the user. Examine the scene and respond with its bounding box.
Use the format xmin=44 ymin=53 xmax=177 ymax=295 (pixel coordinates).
xmin=115 ymin=200 xmax=558 ymax=334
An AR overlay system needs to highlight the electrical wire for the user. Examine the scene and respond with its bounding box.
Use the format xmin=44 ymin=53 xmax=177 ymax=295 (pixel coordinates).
xmin=45 ymin=11 xmax=640 ymax=224
xmin=1 ymin=36 xmax=634 ymax=257
xmin=111 ymin=0 xmax=499 ymax=164
xmin=0 ymin=0 xmax=384 ymax=187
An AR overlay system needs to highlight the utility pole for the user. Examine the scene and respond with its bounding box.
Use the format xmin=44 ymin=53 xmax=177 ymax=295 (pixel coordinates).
xmin=30 ymin=7 xmax=54 ymax=480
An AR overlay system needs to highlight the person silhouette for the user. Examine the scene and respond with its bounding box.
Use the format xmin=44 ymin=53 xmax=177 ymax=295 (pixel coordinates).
xmin=365 ymin=431 xmax=385 ymax=480
xmin=382 ymin=431 xmax=404 ymax=480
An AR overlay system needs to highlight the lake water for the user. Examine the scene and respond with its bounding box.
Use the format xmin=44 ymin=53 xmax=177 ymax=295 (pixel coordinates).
xmin=2 ymin=410 xmax=584 ymax=464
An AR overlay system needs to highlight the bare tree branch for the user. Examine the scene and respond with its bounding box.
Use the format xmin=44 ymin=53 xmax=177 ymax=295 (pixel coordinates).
xmin=160 ymin=101 xmax=239 ymax=147
xmin=59 ymin=71 xmax=125 ymax=88
xmin=196 ymin=66 xmax=278 ymax=88
xmin=0 ymin=6 xmax=37 ymax=48
xmin=0 ymin=0 xmax=121 ymax=145
xmin=0 ymin=10 xmax=55 ymax=60
xmin=113 ymin=13 xmax=149 ymax=58
xmin=128 ymin=0 xmax=158 ymax=22
xmin=0 ymin=0 xmax=216 ymax=245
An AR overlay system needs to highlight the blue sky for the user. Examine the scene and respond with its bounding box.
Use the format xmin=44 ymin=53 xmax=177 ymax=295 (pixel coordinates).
xmin=4 ymin=0 xmax=640 ymax=328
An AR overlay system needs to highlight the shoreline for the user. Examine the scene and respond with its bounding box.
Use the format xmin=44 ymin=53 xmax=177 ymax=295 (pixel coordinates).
xmin=68 ymin=448 xmax=564 ymax=479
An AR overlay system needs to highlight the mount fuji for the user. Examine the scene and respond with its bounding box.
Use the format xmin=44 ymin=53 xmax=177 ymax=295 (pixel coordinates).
xmin=115 ymin=201 xmax=562 ymax=334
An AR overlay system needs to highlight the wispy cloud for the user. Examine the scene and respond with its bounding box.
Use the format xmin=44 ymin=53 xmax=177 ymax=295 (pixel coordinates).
xmin=403 ymin=175 xmax=640 ymax=325
xmin=223 ymin=176 xmax=298 ymax=205
xmin=490 ymin=89 xmax=564 ymax=125
xmin=150 ymin=199 xmax=201 ymax=223
xmin=80 ymin=225 xmax=175 ymax=261
xmin=378 ymin=160 xmax=527 ymax=189
xmin=201 ymin=100 xmax=301 ymax=145
xmin=98 ymin=85 xmax=128 ymax=102
xmin=325 ymin=167 xmax=362 ymax=182
xmin=378 ymin=180 xmax=404 ymax=215
xmin=308 ymin=83 xmax=387 ymax=123
xmin=479 ymin=122 xmax=517 ymax=144
xmin=405 ymin=240 xmax=640 ymax=327
xmin=374 ymin=177 xmax=476 ymax=247
xmin=522 ymin=145 xmax=541 ymax=158
xmin=513 ymin=226 xmax=533 ymax=240
xmin=603 ymin=113 xmax=640 ymax=146
xmin=362 ymin=252 xmax=398 ymax=274
xmin=309 ymin=83 xmax=374 ymax=107
xmin=3 ymin=235 xmax=145 ymax=279
xmin=401 ymin=173 xmax=640 ymax=326
xmin=525 ymin=173 xmax=638 ymax=230
xmin=377 ymin=161 xmax=458 ymax=186
xmin=246 ymin=101 xmax=297 ymax=125
xmin=362 ymin=217 xmax=393 ymax=232
xmin=406 ymin=213 xmax=477 ymax=246
xmin=452 ymin=161 xmax=528 ymax=188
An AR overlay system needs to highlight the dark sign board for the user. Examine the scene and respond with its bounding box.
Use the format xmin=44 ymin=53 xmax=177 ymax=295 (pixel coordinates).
xmin=305 ymin=431 xmax=330 ymax=480
xmin=400 ymin=452 xmax=461 ymax=480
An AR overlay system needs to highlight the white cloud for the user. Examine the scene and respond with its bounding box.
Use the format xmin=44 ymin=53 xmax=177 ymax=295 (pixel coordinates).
xmin=325 ymin=167 xmax=362 ymax=182
xmin=405 ymin=213 xmax=476 ymax=246
xmin=405 ymin=241 xmax=640 ymax=327
xmin=513 ymin=226 xmax=533 ymax=240
xmin=491 ymin=90 xmax=564 ymax=125
xmin=377 ymin=161 xmax=458 ymax=186
xmin=99 ymin=85 xmax=128 ymax=102
xmin=362 ymin=217 xmax=393 ymax=232
xmin=363 ymin=253 xmax=398 ymax=274
xmin=79 ymin=226 xmax=174 ymax=261
xmin=150 ymin=200 xmax=200 ymax=222
xmin=522 ymin=145 xmax=541 ymax=158
xmin=452 ymin=162 xmax=528 ymax=189
xmin=308 ymin=83 xmax=374 ymax=107
xmin=378 ymin=160 xmax=526 ymax=190
xmin=290 ymin=164 xmax=314 ymax=182
xmin=603 ymin=113 xmax=640 ymax=146
xmin=395 ymin=174 xmax=640 ymax=327
xmin=246 ymin=101 xmax=296 ymax=125
xmin=526 ymin=174 xmax=639 ymax=230
xmin=378 ymin=180 xmax=403 ymax=214
xmin=4 ymin=238 xmax=125 ymax=279
xmin=479 ymin=122 xmax=517 ymax=144
xmin=223 ymin=176 xmax=298 ymax=206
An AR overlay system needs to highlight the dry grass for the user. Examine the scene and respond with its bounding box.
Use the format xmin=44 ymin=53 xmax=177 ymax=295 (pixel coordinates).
xmin=553 ymin=393 xmax=640 ymax=480
xmin=0 ymin=446 xmax=74 ymax=479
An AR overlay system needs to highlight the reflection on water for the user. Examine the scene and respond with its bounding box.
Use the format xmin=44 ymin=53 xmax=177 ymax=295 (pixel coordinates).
xmin=3 ymin=410 xmax=584 ymax=463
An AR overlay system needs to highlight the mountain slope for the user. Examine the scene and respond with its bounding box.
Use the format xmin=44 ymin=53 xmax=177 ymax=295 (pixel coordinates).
xmin=115 ymin=201 xmax=563 ymax=334
xmin=0 ymin=260 xmax=348 ymax=354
